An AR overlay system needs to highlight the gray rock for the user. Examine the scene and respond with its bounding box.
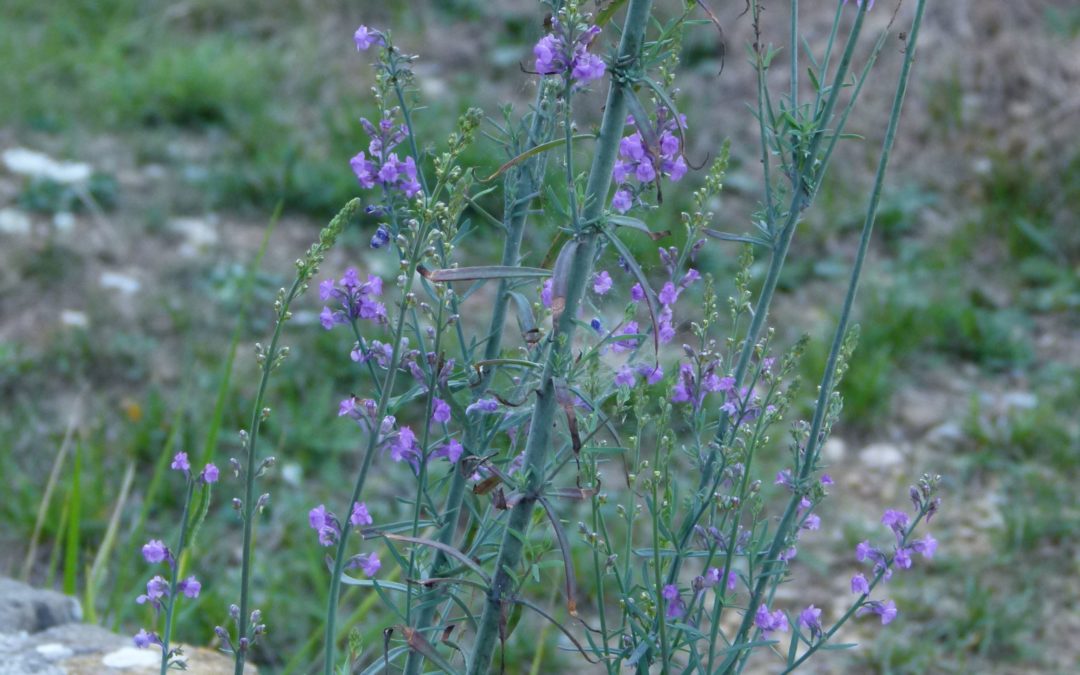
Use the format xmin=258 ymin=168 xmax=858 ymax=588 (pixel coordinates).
xmin=0 ymin=609 xmax=254 ymax=674
xmin=0 ymin=577 xmax=82 ymax=634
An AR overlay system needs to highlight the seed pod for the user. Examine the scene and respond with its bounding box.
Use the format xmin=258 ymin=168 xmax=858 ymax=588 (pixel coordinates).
xmin=549 ymin=239 xmax=580 ymax=324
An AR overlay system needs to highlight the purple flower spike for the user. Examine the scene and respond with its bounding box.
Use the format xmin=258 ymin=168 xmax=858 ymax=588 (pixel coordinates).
xmin=141 ymin=539 xmax=168 ymax=565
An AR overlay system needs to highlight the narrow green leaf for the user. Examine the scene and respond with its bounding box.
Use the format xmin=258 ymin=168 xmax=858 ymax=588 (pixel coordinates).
xmin=480 ymin=135 xmax=593 ymax=182
xmin=62 ymin=441 xmax=81 ymax=595
xmin=421 ymin=265 xmax=552 ymax=282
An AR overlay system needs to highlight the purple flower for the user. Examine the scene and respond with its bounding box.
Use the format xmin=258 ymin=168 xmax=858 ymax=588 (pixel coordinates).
xmin=662 ymin=584 xmax=685 ymax=619
xmin=433 ymin=438 xmax=464 ymax=464
xmin=200 ymin=463 xmax=219 ymax=484
xmin=370 ymin=224 xmax=391 ymax=249
xmin=614 ymin=365 xmax=636 ymax=388
xmin=851 ymin=573 xmax=869 ymax=595
xmin=533 ymin=34 xmax=563 ymax=74
xmin=612 ymin=189 xmax=632 ymax=213
xmin=353 ymin=25 xmax=381 ymax=51
xmin=178 ymin=576 xmax=201 ymax=598
xmin=541 ymin=279 xmax=553 ymax=308
xmin=390 ymin=426 xmax=420 ymax=469
xmin=637 ymin=364 xmax=664 ymax=384
xmin=658 ymin=281 xmax=680 ymax=306
xmin=798 ymin=605 xmax=823 ymax=639
xmin=779 ymin=546 xmax=797 ymax=562
xmin=350 ymin=151 xmax=377 ymax=188
xmin=635 ymin=160 xmax=657 ymax=183
xmin=820 ymin=474 xmax=834 ymax=486
xmin=912 ymin=533 xmax=938 ymax=559
xmin=171 ymin=452 xmax=190 ymax=473
xmin=855 ymin=540 xmax=875 ymax=563
xmin=350 ymin=501 xmax=373 ymax=527
xmin=857 ymin=599 xmax=897 ymax=625
xmin=754 ymin=604 xmax=789 ymax=636
xmin=592 ymin=270 xmax=613 ymax=295
xmin=350 ymin=552 xmax=380 ymax=577
xmin=141 ymin=539 xmax=168 ymax=565
xmin=620 ymin=133 xmax=646 ymax=161
xmin=466 ymin=398 xmax=499 ymax=415
xmin=630 ymin=282 xmax=645 ymax=302
xmin=133 ymin=629 xmax=159 ymax=649
xmin=775 ymin=469 xmax=794 ymax=490
xmin=432 ymin=398 xmax=451 ymax=424
xmin=136 ymin=575 xmax=169 ymax=607
xmin=703 ymin=567 xmax=736 ymax=591
xmin=894 ymin=547 xmax=913 ymax=569
xmin=610 ymin=321 xmax=640 ymax=354
xmin=803 ymin=514 xmax=821 ymax=531
xmin=311 ymin=505 xmax=342 ymax=545
xmin=571 ymin=53 xmax=606 ymax=82
xmin=882 ymin=509 xmax=909 ymax=534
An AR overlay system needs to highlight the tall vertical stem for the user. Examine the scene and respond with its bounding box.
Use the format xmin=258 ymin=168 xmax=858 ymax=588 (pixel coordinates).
xmin=724 ymin=2 xmax=927 ymax=670
xmin=466 ymin=1 xmax=654 ymax=672
xmin=402 ymin=89 xmax=555 ymax=675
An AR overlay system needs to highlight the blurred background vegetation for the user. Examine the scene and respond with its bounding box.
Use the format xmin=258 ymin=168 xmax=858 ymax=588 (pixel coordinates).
xmin=1 ymin=0 xmax=1078 ymax=672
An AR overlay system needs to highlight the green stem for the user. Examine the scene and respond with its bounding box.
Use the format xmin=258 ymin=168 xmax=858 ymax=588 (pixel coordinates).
xmin=724 ymin=2 xmax=926 ymax=669
xmin=466 ymin=2 xmax=654 ymax=672
xmin=323 ymin=252 xmax=422 ymax=674
xmin=235 ymin=199 xmax=357 ymax=675
xmin=401 ymin=85 xmax=554 ymax=675
xmin=160 ymin=479 xmax=195 ymax=675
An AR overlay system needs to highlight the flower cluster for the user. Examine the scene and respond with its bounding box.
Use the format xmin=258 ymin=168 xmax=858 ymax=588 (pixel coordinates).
xmin=349 ymin=115 xmax=422 ymax=198
xmin=337 ymin=395 xmax=422 ymax=471
xmin=533 ymin=21 xmax=605 ymax=84
xmin=754 ymin=604 xmax=789 ymax=637
xmin=849 ymin=502 xmax=939 ymax=625
xmin=307 ymin=502 xmax=380 ymax=576
xmin=133 ymin=454 xmax=217 ymax=652
xmin=611 ymin=110 xmax=689 ymax=213
xmin=319 ymin=268 xmax=387 ymax=330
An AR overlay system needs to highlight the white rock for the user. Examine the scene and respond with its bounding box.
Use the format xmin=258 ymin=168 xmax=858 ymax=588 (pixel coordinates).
xmin=858 ymin=442 xmax=905 ymax=469
xmin=281 ymin=462 xmax=303 ymax=486
xmin=170 ymin=216 xmax=219 ymax=256
xmin=1001 ymin=391 xmax=1037 ymax=410
xmin=52 ymin=212 xmax=75 ymax=233
xmin=59 ymin=310 xmax=88 ymax=328
xmin=0 ymin=208 xmax=31 ymax=235
xmin=822 ymin=437 xmax=847 ymax=462
xmin=99 ymin=271 xmax=141 ymax=295
xmin=2 ymin=148 xmax=92 ymax=184
xmin=35 ymin=643 xmax=72 ymax=660
xmin=101 ymin=646 xmax=160 ymax=668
